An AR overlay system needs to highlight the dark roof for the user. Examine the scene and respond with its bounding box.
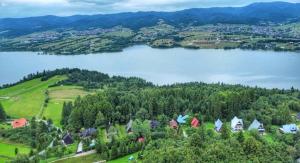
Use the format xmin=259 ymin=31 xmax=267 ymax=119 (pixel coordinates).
xmin=150 ymin=120 xmax=159 ymax=129
xmin=80 ymin=128 xmax=97 ymax=137
xmin=63 ymin=133 xmax=73 ymax=145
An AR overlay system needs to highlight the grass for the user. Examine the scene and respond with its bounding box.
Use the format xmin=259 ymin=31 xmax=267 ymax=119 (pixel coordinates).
xmin=0 ymin=76 xmax=92 ymax=126
xmin=43 ymin=86 xmax=93 ymax=126
xmin=108 ymin=152 xmax=139 ymax=163
xmin=53 ymin=153 xmax=102 ymax=163
xmin=0 ymin=139 xmax=31 ymax=161
xmin=0 ymin=76 xmax=66 ymax=119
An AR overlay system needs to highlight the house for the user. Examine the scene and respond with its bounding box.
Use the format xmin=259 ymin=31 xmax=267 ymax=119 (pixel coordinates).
xmin=62 ymin=133 xmax=73 ymax=145
xmin=76 ymin=141 xmax=83 ymax=154
xmin=177 ymin=115 xmax=189 ymax=124
xmin=191 ymin=117 xmax=199 ymax=127
xmin=231 ymin=116 xmax=243 ymax=132
xmin=170 ymin=119 xmax=178 ymax=129
xmin=215 ymin=119 xmax=223 ymax=132
xmin=80 ymin=128 xmax=97 ymax=138
xmin=248 ymin=119 xmax=265 ymax=134
xmin=150 ymin=120 xmax=159 ymax=129
xmin=126 ymin=120 xmax=133 ymax=133
xmin=297 ymin=113 xmax=300 ymax=120
xmin=11 ymin=118 xmax=28 ymax=128
xmin=138 ymin=137 xmax=145 ymax=143
xmin=280 ymin=124 xmax=299 ymax=134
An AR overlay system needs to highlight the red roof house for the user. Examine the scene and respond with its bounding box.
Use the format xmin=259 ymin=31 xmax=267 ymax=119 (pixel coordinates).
xmin=191 ymin=117 xmax=199 ymax=128
xmin=138 ymin=137 xmax=145 ymax=143
xmin=12 ymin=118 xmax=28 ymax=128
xmin=170 ymin=119 xmax=178 ymax=129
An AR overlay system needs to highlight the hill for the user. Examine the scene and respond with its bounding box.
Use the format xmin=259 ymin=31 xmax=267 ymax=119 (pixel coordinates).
xmin=1 ymin=2 xmax=300 ymax=37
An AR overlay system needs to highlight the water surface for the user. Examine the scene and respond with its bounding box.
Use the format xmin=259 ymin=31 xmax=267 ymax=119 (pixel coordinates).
xmin=0 ymin=46 xmax=299 ymax=89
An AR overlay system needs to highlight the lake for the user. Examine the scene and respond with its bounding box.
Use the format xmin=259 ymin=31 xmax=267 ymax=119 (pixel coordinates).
xmin=0 ymin=45 xmax=299 ymax=89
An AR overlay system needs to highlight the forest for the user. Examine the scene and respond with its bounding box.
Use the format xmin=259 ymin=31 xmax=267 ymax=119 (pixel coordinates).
xmin=1 ymin=69 xmax=300 ymax=162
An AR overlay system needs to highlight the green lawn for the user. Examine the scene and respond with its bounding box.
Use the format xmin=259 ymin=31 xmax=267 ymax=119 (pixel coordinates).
xmin=0 ymin=139 xmax=31 ymax=161
xmin=53 ymin=153 xmax=102 ymax=163
xmin=0 ymin=76 xmax=66 ymax=119
xmin=43 ymin=86 xmax=93 ymax=126
xmin=108 ymin=152 xmax=139 ymax=163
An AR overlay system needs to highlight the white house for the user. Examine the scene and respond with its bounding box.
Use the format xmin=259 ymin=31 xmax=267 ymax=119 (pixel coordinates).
xmin=248 ymin=119 xmax=265 ymax=134
xmin=280 ymin=124 xmax=299 ymax=134
xmin=231 ymin=116 xmax=243 ymax=132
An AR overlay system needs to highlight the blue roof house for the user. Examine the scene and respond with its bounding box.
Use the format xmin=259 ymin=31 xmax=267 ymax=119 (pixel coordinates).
xmin=177 ymin=115 xmax=189 ymax=124
xmin=215 ymin=119 xmax=223 ymax=132
xmin=280 ymin=124 xmax=299 ymax=134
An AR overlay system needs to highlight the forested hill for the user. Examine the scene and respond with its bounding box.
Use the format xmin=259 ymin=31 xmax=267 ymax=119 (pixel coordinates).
xmin=1 ymin=2 xmax=300 ymax=37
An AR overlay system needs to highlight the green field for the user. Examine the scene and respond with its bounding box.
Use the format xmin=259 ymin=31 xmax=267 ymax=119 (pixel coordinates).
xmin=43 ymin=86 xmax=93 ymax=126
xmin=108 ymin=152 xmax=139 ymax=163
xmin=53 ymin=153 xmax=102 ymax=163
xmin=0 ymin=76 xmax=66 ymax=118
xmin=0 ymin=140 xmax=31 ymax=162
xmin=0 ymin=76 xmax=93 ymax=127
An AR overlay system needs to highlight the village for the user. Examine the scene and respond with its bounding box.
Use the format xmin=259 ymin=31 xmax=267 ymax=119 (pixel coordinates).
xmin=2 ymin=112 xmax=299 ymax=162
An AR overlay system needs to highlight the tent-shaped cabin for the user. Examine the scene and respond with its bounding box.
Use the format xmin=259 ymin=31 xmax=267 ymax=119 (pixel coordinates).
xmin=191 ymin=117 xmax=199 ymax=127
xmin=215 ymin=119 xmax=223 ymax=132
xmin=248 ymin=119 xmax=265 ymax=134
xmin=231 ymin=116 xmax=243 ymax=132
xmin=126 ymin=120 xmax=133 ymax=133
xmin=177 ymin=115 xmax=189 ymax=124
xmin=170 ymin=119 xmax=178 ymax=129
xmin=80 ymin=128 xmax=97 ymax=138
xmin=62 ymin=133 xmax=73 ymax=145
xmin=150 ymin=120 xmax=159 ymax=129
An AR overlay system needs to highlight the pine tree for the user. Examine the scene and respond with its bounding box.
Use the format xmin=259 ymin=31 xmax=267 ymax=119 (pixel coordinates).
xmin=221 ymin=124 xmax=230 ymax=139
xmin=0 ymin=102 xmax=6 ymax=122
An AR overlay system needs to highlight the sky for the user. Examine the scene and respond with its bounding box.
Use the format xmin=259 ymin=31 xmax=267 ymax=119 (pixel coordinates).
xmin=0 ymin=0 xmax=299 ymax=18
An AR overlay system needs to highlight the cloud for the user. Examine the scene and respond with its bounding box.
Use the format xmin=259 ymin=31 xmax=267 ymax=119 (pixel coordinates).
xmin=0 ymin=0 xmax=299 ymax=18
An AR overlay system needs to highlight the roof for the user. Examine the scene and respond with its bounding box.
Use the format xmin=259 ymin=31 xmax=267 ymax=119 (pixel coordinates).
xmin=77 ymin=141 xmax=83 ymax=153
xmin=80 ymin=128 xmax=97 ymax=137
xmin=170 ymin=119 xmax=178 ymax=128
xmin=231 ymin=116 xmax=243 ymax=129
xmin=11 ymin=118 xmax=27 ymax=128
xmin=281 ymin=124 xmax=299 ymax=133
xmin=297 ymin=113 xmax=300 ymax=120
xmin=177 ymin=115 xmax=189 ymax=124
xmin=191 ymin=117 xmax=199 ymax=127
xmin=63 ymin=133 xmax=73 ymax=145
xmin=215 ymin=119 xmax=223 ymax=132
xmin=150 ymin=120 xmax=159 ymax=128
xmin=248 ymin=119 xmax=264 ymax=131
xmin=126 ymin=120 xmax=133 ymax=132
xmin=138 ymin=137 xmax=145 ymax=143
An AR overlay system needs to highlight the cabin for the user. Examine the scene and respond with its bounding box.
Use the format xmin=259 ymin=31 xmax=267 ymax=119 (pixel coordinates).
xmin=191 ymin=117 xmax=199 ymax=127
xmin=297 ymin=113 xmax=300 ymax=121
xmin=138 ymin=137 xmax=145 ymax=143
xmin=80 ymin=128 xmax=97 ymax=138
xmin=170 ymin=119 xmax=178 ymax=129
xmin=76 ymin=141 xmax=83 ymax=154
xmin=11 ymin=118 xmax=28 ymax=128
xmin=215 ymin=119 xmax=223 ymax=132
xmin=231 ymin=116 xmax=243 ymax=132
xmin=62 ymin=133 xmax=74 ymax=145
xmin=248 ymin=119 xmax=265 ymax=134
xmin=280 ymin=124 xmax=299 ymax=134
xmin=150 ymin=120 xmax=159 ymax=129
xmin=126 ymin=120 xmax=133 ymax=133
xmin=177 ymin=115 xmax=189 ymax=124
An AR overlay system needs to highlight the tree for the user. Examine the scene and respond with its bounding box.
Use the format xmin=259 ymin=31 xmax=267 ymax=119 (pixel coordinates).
xmin=0 ymin=102 xmax=6 ymax=122
xmin=221 ymin=124 xmax=230 ymax=139
xmin=15 ymin=148 xmax=19 ymax=155
xmin=237 ymin=131 xmax=245 ymax=143
xmin=136 ymin=108 xmax=149 ymax=121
